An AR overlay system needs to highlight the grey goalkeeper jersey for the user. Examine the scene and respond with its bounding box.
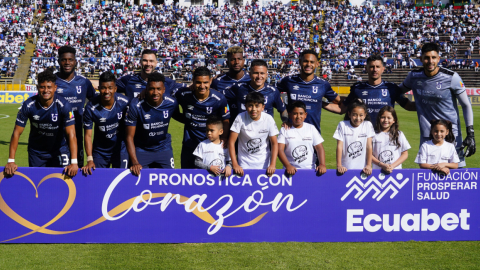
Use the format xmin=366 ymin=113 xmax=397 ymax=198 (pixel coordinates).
xmin=400 ymin=67 xmax=465 ymax=138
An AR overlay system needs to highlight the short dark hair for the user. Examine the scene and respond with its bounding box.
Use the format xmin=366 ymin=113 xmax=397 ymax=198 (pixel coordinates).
xmin=206 ymin=115 xmax=223 ymax=129
xmin=287 ymin=100 xmax=307 ymax=113
xmin=58 ymin=46 xmax=76 ymax=58
xmin=245 ymin=91 xmax=265 ymax=105
xmin=421 ymin=42 xmax=440 ymax=55
xmin=250 ymin=59 xmax=268 ymax=69
xmin=300 ymin=49 xmax=318 ymax=60
xmin=37 ymin=69 xmax=57 ymax=85
xmin=366 ymin=54 xmax=385 ymax=66
xmin=141 ymin=49 xmax=157 ymax=58
xmin=193 ymin=66 xmax=211 ymax=78
xmin=99 ymin=71 xmax=116 ymax=84
xmin=147 ymin=72 xmax=165 ymax=84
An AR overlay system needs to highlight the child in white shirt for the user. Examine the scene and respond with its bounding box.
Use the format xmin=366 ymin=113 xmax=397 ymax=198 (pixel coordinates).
xmin=415 ymin=119 xmax=459 ymax=175
xmin=334 ymin=100 xmax=375 ymax=175
xmin=193 ymin=115 xmax=232 ymax=176
xmin=229 ymin=92 xmax=279 ymax=176
xmin=372 ymin=106 xmax=411 ymax=173
xmin=278 ymin=101 xmax=326 ymax=175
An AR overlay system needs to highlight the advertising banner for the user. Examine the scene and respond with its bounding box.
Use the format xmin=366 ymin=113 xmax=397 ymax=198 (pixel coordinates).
xmin=25 ymin=84 xmax=37 ymax=92
xmin=0 ymin=91 xmax=36 ymax=104
xmin=0 ymin=168 xmax=478 ymax=243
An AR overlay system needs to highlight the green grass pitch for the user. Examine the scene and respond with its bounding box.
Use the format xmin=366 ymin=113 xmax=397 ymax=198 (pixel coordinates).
xmin=0 ymin=104 xmax=479 ymax=268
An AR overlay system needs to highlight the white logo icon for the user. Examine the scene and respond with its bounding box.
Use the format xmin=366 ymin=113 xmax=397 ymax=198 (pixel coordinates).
xmin=362 ymin=91 xmax=368 ymax=96
xmin=117 ymin=112 xmax=122 ymax=119
xmin=290 ymin=94 xmax=297 ymax=100
xmin=51 ymin=114 xmax=58 ymax=122
xmin=99 ymin=126 xmax=105 ymax=132
xmin=100 ymin=118 xmax=106 ymax=122
xmin=206 ymin=107 xmax=213 ymax=114
xmin=57 ymin=88 xmax=64 ymax=93
xmin=293 ymin=85 xmax=300 ymax=90
xmin=76 ymin=86 xmax=82 ymax=94
xmin=163 ymin=111 xmax=169 ymax=118
xmin=145 ymin=114 xmax=151 ymax=119
xmin=135 ymin=84 xmax=142 ymax=89
xmin=188 ymin=105 xmax=194 ymax=110
xmin=33 ymin=115 xmax=40 ymax=120
xmin=341 ymin=173 xmax=409 ymax=201
xmin=143 ymin=124 xmax=150 ymax=129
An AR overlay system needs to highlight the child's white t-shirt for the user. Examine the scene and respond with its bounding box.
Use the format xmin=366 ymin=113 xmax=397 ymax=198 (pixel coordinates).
xmin=193 ymin=139 xmax=231 ymax=170
xmin=415 ymin=140 xmax=460 ymax=164
xmin=333 ymin=120 xmax=375 ymax=170
xmin=230 ymin=111 xmax=279 ymax=169
xmin=277 ymin=122 xmax=324 ymax=169
xmin=372 ymin=131 xmax=411 ymax=169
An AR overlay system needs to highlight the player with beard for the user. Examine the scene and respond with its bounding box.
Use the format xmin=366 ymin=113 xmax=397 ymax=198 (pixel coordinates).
xmin=277 ymin=49 xmax=341 ymax=134
xmin=116 ymin=49 xmax=186 ymax=99
xmin=55 ymin=46 xmax=96 ymax=167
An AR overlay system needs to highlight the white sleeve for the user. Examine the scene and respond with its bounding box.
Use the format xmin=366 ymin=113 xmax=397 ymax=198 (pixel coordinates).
xmin=312 ymin=126 xmax=324 ymax=146
xmin=333 ymin=122 xmax=344 ymax=141
xmin=366 ymin=121 xmax=375 ymax=138
xmin=449 ymin=144 xmax=460 ymax=163
xmin=277 ymin=128 xmax=286 ymax=144
xmin=268 ymin=116 xmax=280 ymax=137
xmin=415 ymin=143 xmax=428 ymax=164
xmin=399 ymin=131 xmax=411 ymax=152
xmin=230 ymin=114 xmax=243 ymax=133
xmin=193 ymin=143 xmax=203 ymax=159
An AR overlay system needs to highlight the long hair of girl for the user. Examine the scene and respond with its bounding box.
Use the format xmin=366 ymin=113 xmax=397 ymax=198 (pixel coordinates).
xmin=429 ymin=119 xmax=455 ymax=143
xmin=375 ymin=106 xmax=400 ymax=149
xmin=343 ymin=99 xmax=371 ymax=122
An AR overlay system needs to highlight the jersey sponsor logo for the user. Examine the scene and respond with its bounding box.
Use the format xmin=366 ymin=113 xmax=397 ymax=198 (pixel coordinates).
xmin=99 ymin=126 xmax=105 ymax=132
xmin=379 ymin=150 xmax=394 ymax=164
xmin=258 ymin=129 xmax=269 ymax=134
xmin=145 ymin=114 xmax=151 ymax=119
xmin=206 ymin=107 xmax=213 ymax=114
xmin=460 ymin=81 xmax=465 ymax=88
xmin=117 ymin=112 xmax=122 ymax=119
xmin=362 ymin=91 xmax=368 ymax=96
xmin=290 ymin=94 xmax=297 ymax=100
xmin=188 ymin=105 xmax=194 ymax=110
xmin=436 ymin=82 xmax=442 ymax=89
xmin=292 ymin=145 xmax=308 ymax=164
xmin=163 ymin=111 xmax=169 ymax=118
xmin=341 ymin=173 xmax=409 ymax=201
xmin=33 ymin=115 xmax=40 ymax=120
xmin=143 ymin=124 xmax=150 ymax=129
xmin=69 ymin=111 xmax=74 ymax=119
xmin=100 ymin=118 xmax=106 ymax=122
xmin=358 ymin=133 xmax=367 ymax=138
xmin=246 ymin=138 xmax=262 ymax=154
xmin=51 ymin=114 xmax=58 ymax=122
xmin=225 ymin=104 xmax=230 ymax=114
xmin=186 ymin=113 xmax=191 ymax=119
xmin=347 ymin=141 xmax=363 ymax=159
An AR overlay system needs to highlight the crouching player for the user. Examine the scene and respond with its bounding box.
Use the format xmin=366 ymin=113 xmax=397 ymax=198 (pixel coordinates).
xmin=278 ymin=101 xmax=327 ymax=176
xmin=125 ymin=73 xmax=178 ymax=176
xmin=193 ymin=115 xmax=232 ymax=176
xmin=4 ymin=70 xmax=78 ymax=177
xmin=228 ymin=92 xmax=279 ymax=177
xmin=82 ymin=72 xmax=130 ymax=174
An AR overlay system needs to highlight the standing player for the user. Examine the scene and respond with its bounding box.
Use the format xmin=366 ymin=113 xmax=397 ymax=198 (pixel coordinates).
xmin=210 ymin=46 xmax=250 ymax=95
xmin=82 ymin=72 xmax=130 ymax=174
xmin=399 ymin=42 xmax=475 ymax=167
xmin=125 ymin=73 xmax=179 ymax=176
xmin=116 ymin=49 xmax=186 ymax=99
xmin=323 ymin=54 xmax=416 ymax=124
xmin=55 ymin=46 xmax=96 ymax=167
xmin=277 ymin=49 xmax=341 ymax=134
xmin=174 ymin=67 xmax=230 ymax=169
xmin=224 ymin=59 xmax=288 ymax=122
xmin=4 ymin=70 xmax=78 ymax=177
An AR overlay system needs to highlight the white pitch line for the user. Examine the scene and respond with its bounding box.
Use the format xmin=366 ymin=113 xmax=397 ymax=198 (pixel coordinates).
xmin=0 ymin=114 xmax=10 ymax=119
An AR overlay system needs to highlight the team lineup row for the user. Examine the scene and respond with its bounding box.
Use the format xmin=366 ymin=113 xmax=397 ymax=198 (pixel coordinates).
xmin=3 ymin=44 xmax=476 ymax=178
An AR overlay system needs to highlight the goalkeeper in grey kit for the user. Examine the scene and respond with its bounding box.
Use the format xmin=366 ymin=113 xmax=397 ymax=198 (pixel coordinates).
xmin=399 ymin=43 xmax=475 ymax=167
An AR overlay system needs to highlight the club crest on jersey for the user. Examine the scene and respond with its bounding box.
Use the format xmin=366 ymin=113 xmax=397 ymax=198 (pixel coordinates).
xmin=76 ymin=86 xmax=82 ymax=94
xmin=33 ymin=115 xmax=40 ymax=120
xmin=163 ymin=111 xmax=169 ymax=118
xmin=206 ymin=107 xmax=213 ymax=114
xmin=144 ymin=114 xmax=151 ymax=119
xmin=117 ymin=112 xmax=122 ymax=119
xmin=436 ymin=82 xmax=442 ymax=89
xmin=51 ymin=114 xmax=58 ymax=122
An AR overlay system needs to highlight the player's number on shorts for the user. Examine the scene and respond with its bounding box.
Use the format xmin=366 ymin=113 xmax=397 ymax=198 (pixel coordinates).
xmin=58 ymin=154 xmax=69 ymax=166
xmin=123 ymin=159 xmax=128 ymax=169
xmin=170 ymin=158 xmax=175 ymax=168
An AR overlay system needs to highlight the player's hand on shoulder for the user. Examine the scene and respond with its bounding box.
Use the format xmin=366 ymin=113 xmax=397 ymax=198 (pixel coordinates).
xmin=64 ymin=164 xmax=79 ymax=177
xmin=4 ymin=162 xmax=18 ymax=177
xmin=285 ymin=164 xmax=297 ymax=176
xmin=130 ymin=163 xmax=142 ymax=176
xmin=81 ymin=160 xmax=96 ymax=175
xmin=266 ymin=165 xmax=276 ymax=177
xmin=233 ymin=164 xmax=244 ymax=177
xmin=316 ymin=164 xmax=327 ymax=175
xmin=281 ymin=121 xmax=292 ymax=130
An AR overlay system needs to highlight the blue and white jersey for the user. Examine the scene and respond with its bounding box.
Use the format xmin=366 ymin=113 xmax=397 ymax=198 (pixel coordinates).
xmin=400 ymin=67 xmax=465 ymax=138
xmin=116 ymin=73 xmax=185 ymax=100
xmin=55 ymin=72 xmax=96 ymax=117
xmin=211 ymin=72 xmax=250 ymax=95
xmin=175 ymin=87 xmax=230 ymax=145
xmin=344 ymin=81 xmax=409 ymax=124
xmin=224 ymin=81 xmax=286 ymax=118
xmin=125 ymin=96 xmax=178 ymax=152
xmin=83 ymin=93 xmax=130 ymax=158
xmin=277 ymin=75 xmax=338 ymax=133
xmin=15 ymin=94 xmax=75 ymax=157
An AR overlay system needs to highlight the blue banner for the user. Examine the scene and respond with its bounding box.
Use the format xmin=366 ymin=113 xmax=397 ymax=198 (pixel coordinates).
xmin=0 ymin=168 xmax=478 ymax=243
